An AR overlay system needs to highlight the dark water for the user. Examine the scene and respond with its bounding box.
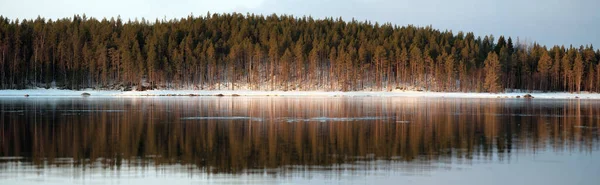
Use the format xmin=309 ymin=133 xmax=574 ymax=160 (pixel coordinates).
xmin=0 ymin=97 xmax=599 ymax=185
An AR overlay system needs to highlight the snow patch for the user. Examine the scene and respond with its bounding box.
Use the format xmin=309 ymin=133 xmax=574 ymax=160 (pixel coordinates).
xmin=1 ymin=88 xmax=600 ymax=99
xmin=181 ymin=116 xmax=264 ymax=121
xmin=285 ymin=117 xmax=389 ymax=122
xmin=60 ymin=110 xmax=126 ymax=113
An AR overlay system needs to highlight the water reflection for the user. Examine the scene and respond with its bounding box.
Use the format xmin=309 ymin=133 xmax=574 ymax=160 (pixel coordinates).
xmin=0 ymin=97 xmax=598 ymax=178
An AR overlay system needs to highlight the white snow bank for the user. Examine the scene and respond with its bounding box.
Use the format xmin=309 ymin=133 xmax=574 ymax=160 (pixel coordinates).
xmin=1 ymin=88 xmax=599 ymax=99
xmin=0 ymin=88 xmax=122 ymax=96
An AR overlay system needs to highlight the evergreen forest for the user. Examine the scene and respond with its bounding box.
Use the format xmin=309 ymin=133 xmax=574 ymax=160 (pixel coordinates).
xmin=0 ymin=13 xmax=599 ymax=92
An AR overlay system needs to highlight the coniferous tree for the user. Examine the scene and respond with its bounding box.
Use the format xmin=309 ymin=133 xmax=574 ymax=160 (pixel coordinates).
xmin=574 ymin=52 xmax=584 ymax=93
xmin=484 ymin=52 xmax=501 ymax=93
xmin=445 ymin=53 xmax=455 ymax=91
xmin=537 ymin=51 xmax=552 ymax=91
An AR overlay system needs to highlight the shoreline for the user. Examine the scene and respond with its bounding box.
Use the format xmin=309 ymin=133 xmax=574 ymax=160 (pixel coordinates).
xmin=0 ymin=88 xmax=599 ymax=99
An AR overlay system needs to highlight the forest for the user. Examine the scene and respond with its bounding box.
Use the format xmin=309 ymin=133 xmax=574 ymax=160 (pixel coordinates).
xmin=0 ymin=13 xmax=599 ymax=92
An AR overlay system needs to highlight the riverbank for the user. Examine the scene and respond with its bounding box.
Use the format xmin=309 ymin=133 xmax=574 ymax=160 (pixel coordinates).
xmin=0 ymin=88 xmax=599 ymax=99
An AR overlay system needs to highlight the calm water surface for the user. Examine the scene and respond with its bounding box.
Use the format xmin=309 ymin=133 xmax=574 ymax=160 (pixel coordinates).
xmin=0 ymin=97 xmax=599 ymax=185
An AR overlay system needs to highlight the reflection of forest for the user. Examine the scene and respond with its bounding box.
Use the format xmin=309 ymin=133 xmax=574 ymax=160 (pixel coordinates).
xmin=1 ymin=98 xmax=598 ymax=173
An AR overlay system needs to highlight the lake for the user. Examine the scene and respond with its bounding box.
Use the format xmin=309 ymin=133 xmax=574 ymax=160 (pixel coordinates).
xmin=0 ymin=97 xmax=599 ymax=185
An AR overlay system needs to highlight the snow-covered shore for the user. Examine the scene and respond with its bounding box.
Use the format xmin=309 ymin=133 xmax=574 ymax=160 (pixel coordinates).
xmin=1 ymin=88 xmax=599 ymax=99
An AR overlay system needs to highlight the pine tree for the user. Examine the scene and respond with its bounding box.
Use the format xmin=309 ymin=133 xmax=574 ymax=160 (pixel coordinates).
xmin=484 ymin=52 xmax=502 ymax=93
xmin=507 ymin=37 xmax=514 ymax=54
xmin=374 ymin=46 xmax=386 ymax=90
xmin=573 ymin=52 xmax=584 ymax=93
xmin=328 ymin=47 xmax=337 ymax=90
xmin=281 ymin=48 xmax=293 ymax=91
xmin=397 ymin=47 xmax=408 ymax=87
xmin=445 ymin=54 xmax=455 ymax=91
xmin=206 ymin=43 xmax=217 ymax=89
xmin=268 ymin=38 xmax=278 ymax=91
xmin=409 ymin=45 xmax=423 ymax=87
xmin=550 ymin=51 xmax=561 ymax=91
xmin=308 ymin=44 xmax=319 ymax=90
xmin=495 ymin=36 xmax=506 ymax=54
xmin=561 ymin=52 xmax=572 ymax=91
xmin=293 ymin=40 xmax=305 ymax=88
xmin=537 ymin=51 xmax=552 ymax=91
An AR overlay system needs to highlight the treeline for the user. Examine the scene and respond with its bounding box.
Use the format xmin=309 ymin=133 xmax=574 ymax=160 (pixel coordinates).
xmin=0 ymin=13 xmax=599 ymax=92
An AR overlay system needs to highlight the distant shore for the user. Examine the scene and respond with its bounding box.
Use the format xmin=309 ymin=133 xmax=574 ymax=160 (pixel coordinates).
xmin=0 ymin=88 xmax=599 ymax=99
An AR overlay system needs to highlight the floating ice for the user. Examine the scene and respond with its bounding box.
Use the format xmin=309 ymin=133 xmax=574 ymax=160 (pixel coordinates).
xmin=181 ymin=116 xmax=264 ymax=121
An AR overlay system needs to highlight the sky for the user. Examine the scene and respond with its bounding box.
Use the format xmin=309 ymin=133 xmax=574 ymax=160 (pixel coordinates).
xmin=1 ymin=0 xmax=598 ymax=47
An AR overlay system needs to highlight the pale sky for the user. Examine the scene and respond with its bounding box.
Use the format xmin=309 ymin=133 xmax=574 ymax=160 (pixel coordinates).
xmin=1 ymin=0 xmax=598 ymax=47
